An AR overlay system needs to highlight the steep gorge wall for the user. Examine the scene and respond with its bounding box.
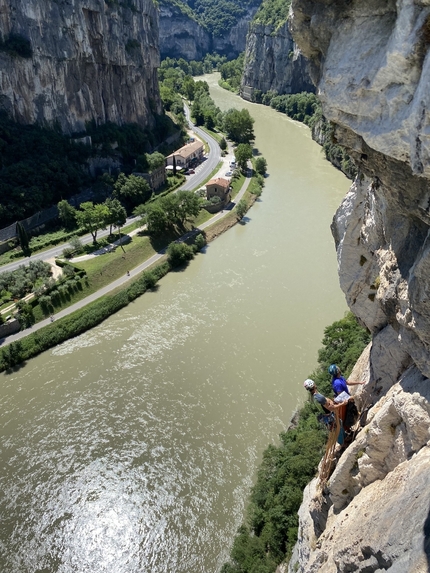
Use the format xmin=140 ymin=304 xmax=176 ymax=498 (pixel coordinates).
xmin=0 ymin=0 xmax=162 ymax=134
xmin=159 ymin=3 xmax=259 ymax=60
xmin=286 ymin=0 xmax=430 ymax=571
xmin=241 ymin=20 xmax=314 ymax=98
xmin=158 ymin=2 xmax=210 ymax=60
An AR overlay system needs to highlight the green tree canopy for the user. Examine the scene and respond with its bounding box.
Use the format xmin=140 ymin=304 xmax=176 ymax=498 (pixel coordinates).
xmin=104 ymin=198 xmax=127 ymax=235
xmin=75 ymin=201 xmax=109 ymax=244
xmin=235 ymin=198 xmax=248 ymax=220
xmin=16 ymin=221 xmax=31 ymax=256
xmin=254 ymin=157 xmax=268 ymax=175
xmin=167 ymin=241 xmax=195 ymax=267
xmin=113 ymin=173 xmax=152 ymax=210
xmin=140 ymin=191 xmax=202 ymax=236
xmin=143 ymin=202 xmax=168 ymax=235
xmin=222 ymin=108 xmax=255 ymax=143
xmin=234 ymin=143 xmax=253 ymax=171
xmin=58 ymin=199 xmax=77 ymax=230
xmin=146 ymin=152 xmax=166 ymax=172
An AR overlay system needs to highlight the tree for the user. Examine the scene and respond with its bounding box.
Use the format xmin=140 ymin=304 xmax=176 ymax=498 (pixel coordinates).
xmin=69 ymin=235 xmax=83 ymax=255
xmin=175 ymin=191 xmax=202 ymax=227
xmin=182 ymin=75 xmax=195 ymax=101
xmin=222 ymin=108 xmax=255 ymax=143
xmin=191 ymin=101 xmax=204 ymax=126
xmin=104 ymin=198 xmax=127 ymax=236
xmin=146 ymin=152 xmax=166 ymax=172
xmin=113 ymin=173 xmax=152 ymax=210
xmin=234 ymin=143 xmax=253 ymax=171
xmin=144 ymin=202 xmax=168 ymax=236
xmin=16 ymin=221 xmax=31 ymax=256
xmin=75 ymin=201 xmax=109 ymax=244
xmin=219 ymin=137 xmax=228 ymax=152
xmin=236 ymin=199 xmax=248 ymax=220
xmin=167 ymin=241 xmax=195 ymax=267
xmin=255 ymin=157 xmax=267 ymax=176
xmin=58 ymin=199 xmax=77 ymax=230
xmin=16 ymin=300 xmax=35 ymax=328
xmin=95 ymin=173 xmax=114 ymax=198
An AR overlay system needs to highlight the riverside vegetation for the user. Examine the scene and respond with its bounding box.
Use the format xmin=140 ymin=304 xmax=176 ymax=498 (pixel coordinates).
xmin=221 ymin=312 xmax=371 ymax=573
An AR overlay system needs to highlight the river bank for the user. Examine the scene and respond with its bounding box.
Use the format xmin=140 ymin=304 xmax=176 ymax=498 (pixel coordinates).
xmin=0 ymin=177 xmax=259 ymax=371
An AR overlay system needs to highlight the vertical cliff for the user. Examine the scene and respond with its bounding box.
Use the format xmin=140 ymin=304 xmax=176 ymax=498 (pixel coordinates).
xmin=0 ymin=0 xmax=162 ymax=134
xmin=158 ymin=1 xmax=211 ymax=60
xmin=241 ymin=20 xmax=314 ymax=98
xmin=158 ymin=0 xmax=260 ymax=60
xmin=286 ymin=0 xmax=430 ymax=571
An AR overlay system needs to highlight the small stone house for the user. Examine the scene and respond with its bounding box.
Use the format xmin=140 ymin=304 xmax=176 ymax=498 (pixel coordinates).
xmin=166 ymin=140 xmax=204 ymax=168
xmin=135 ymin=164 xmax=166 ymax=192
xmin=205 ymin=177 xmax=231 ymax=212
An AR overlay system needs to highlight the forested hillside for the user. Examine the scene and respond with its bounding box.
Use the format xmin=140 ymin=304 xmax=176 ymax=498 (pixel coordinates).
xmin=252 ymin=0 xmax=291 ymax=29
xmin=160 ymin=0 xmax=261 ymax=36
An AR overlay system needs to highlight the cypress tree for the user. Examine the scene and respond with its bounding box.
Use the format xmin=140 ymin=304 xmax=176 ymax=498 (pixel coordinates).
xmin=16 ymin=222 xmax=31 ymax=256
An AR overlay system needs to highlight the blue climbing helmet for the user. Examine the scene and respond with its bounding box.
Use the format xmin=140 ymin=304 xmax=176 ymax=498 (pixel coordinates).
xmin=328 ymin=364 xmax=339 ymax=377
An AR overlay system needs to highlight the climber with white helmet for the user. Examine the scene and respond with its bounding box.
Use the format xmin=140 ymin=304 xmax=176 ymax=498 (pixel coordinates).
xmin=303 ymin=379 xmax=349 ymax=413
xmin=304 ymin=379 xmax=353 ymax=445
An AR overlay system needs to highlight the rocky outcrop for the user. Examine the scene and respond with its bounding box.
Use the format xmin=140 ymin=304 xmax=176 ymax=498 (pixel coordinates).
xmin=158 ymin=2 xmax=210 ymax=61
xmin=212 ymin=12 xmax=258 ymax=58
xmin=241 ymin=21 xmax=314 ymax=98
xmin=287 ymin=0 xmax=430 ymax=571
xmin=159 ymin=2 xmax=259 ymax=60
xmin=0 ymin=0 xmax=162 ymax=133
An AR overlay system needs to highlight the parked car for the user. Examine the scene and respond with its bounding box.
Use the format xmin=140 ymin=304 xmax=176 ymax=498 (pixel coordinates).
xmin=225 ymin=171 xmax=233 ymax=177
xmin=188 ymin=169 xmax=195 ymax=174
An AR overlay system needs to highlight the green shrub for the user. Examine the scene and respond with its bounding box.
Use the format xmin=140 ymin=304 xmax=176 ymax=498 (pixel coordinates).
xmin=167 ymin=241 xmax=195 ymax=267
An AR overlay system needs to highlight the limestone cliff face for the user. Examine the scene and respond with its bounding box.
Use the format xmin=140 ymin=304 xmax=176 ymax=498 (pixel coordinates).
xmin=0 ymin=0 xmax=162 ymax=134
xmin=286 ymin=0 xmax=430 ymax=571
xmin=158 ymin=2 xmax=210 ymax=60
xmin=212 ymin=13 xmax=256 ymax=57
xmin=241 ymin=21 xmax=314 ymax=97
xmin=159 ymin=3 xmax=259 ymax=60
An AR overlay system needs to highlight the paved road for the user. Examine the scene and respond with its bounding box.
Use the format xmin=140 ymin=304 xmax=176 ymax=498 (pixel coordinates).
xmin=181 ymin=104 xmax=223 ymax=190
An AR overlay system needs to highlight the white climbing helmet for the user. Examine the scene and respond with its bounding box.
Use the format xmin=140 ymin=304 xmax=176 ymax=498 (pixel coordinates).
xmin=303 ymin=379 xmax=315 ymax=390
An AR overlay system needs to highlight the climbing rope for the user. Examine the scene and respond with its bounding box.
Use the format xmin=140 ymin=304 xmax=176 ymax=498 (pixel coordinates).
xmin=319 ymin=410 xmax=342 ymax=484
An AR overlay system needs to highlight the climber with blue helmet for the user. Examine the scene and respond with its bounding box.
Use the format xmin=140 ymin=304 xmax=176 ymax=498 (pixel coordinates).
xmin=328 ymin=364 xmax=365 ymax=397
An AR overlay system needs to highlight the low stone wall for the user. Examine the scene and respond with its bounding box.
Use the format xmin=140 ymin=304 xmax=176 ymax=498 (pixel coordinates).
xmin=0 ymin=319 xmax=21 ymax=339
